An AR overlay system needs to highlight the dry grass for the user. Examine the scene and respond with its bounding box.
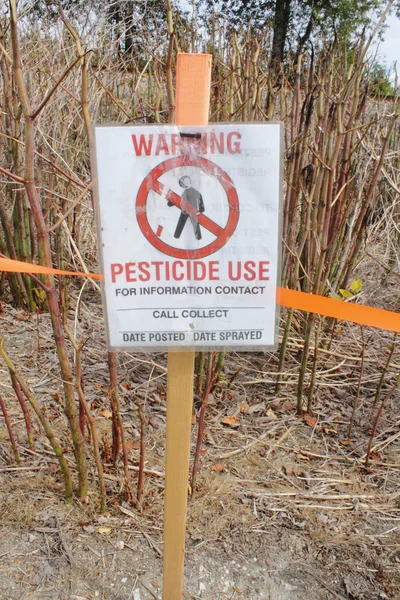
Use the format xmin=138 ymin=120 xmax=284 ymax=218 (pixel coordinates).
xmin=1 ymin=301 xmax=399 ymax=561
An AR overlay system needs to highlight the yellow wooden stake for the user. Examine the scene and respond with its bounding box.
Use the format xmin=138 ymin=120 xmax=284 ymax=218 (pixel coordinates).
xmin=162 ymin=53 xmax=212 ymax=600
xmin=163 ymin=350 xmax=195 ymax=599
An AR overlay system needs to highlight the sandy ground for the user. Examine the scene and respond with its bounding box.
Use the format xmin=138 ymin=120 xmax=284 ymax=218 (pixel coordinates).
xmin=0 ymin=298 xmax=399 ymax=600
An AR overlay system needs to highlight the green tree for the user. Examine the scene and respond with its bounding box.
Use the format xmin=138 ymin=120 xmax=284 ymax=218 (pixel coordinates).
xmin=369 ymin=62 xmax=395 ymax=95
xmin=202 ymin=0 xmax=384 ymax=62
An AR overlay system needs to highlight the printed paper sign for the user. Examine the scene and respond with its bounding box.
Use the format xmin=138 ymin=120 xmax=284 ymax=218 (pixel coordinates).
xmin=93 ymin=123 xmax=282 ymax=350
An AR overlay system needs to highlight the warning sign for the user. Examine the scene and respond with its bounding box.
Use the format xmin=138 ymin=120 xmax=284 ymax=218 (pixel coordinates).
xmin=136 ymin=156 xmax=239 ymax=259
xmin=93 ymin=123 xmax=282 ymax=350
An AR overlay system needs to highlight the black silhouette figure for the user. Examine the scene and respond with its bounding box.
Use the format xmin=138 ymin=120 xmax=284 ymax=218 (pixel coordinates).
xmin=168 ymin=175 xmax=205 ymax=240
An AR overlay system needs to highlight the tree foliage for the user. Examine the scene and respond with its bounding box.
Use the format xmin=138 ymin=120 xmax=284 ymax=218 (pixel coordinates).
xmin=369 ymin=62 xmax=395 ymax=96
xmin=201 ymin=0 xmax=386 ymax=61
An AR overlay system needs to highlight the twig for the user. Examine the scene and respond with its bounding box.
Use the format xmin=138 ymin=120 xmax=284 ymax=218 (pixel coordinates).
xmin=55 ymin=516 xmax=74 ymax=566
xmin=0 ymin=465 xmax=43 ymax=472
xmin=48 ymin=181 xmax=92 ymax=232
xmin=218 ymin=424 xmax=280 ymax=459
xmin=31 ymin=53 xmax=91 ymax=119
xmin=142 ymin=531 xmax=162 ymax=557
xmin=301 ymin=568 xmax=347 ymax=600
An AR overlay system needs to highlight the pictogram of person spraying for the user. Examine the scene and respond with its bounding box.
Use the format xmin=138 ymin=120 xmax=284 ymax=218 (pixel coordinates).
xmin=168 ymin=175 xmax=205 ymax=240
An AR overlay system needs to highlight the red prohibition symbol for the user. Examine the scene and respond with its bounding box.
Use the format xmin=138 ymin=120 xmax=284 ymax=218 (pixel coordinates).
xmin=136 ymin=156 xmax=239 ymax=259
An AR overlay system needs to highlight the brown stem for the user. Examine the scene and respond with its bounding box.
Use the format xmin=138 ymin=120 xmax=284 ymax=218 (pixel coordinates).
xmin=191 ymin=354 xmax=216 ymax=496
xmin=137 ymin=402 xmax=145 ymax=504
xmin=307 ymin=318 xmax=322 ymax=414
xmin=0 ymin=393 xmax=20 ymax=464
xmin=372 ymin=335 xmax=397 ymax=408
xmin=107 ymin=352 xmax=121 ymax=464
xmin=79 ymin=375 xmax=85 ymax=437
xmin=10 ymin=371 xmax=34 ymax=450
xmin=65 ymin=327 xmax=107 ymax=513
xmin=166 ymin=0 xmax=175 ymax=122
xmin=0 ymin=165 xmax=26 ymax=183
xmin=276 ymin=308 xmax=293 ymax=394
xmin=0 ymin=340 xmax=73 ymax=503
xmin=347 ymin=327 xmax=365 ymax=438
xmin=9 ymin=0 xmax=88 ymax=497
xmin=195 ymin=352 xmax=204 ymax=396
xmin=215 ymin=352 xmax=226 ymax=377
xmin=118 ymin=397 xmax=136 ymax=507
xmin=107 ymin=353 xmax=137 ymax=507
xmin=296 ymin=314 xmax=316 ymax=414
xmin=30 ymin=53 xmax=88 ymax=119
xmin=365 ymin=368 xmax=400 ymax=468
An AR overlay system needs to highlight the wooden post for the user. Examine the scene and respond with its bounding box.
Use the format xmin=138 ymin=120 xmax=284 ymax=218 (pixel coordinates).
xmin=163 ymin=53 xmax=212 ymax=600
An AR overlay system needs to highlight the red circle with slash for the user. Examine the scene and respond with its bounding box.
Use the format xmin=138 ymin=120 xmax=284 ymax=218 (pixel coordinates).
xmin=136 ymin=156 xmax=239 ymax=259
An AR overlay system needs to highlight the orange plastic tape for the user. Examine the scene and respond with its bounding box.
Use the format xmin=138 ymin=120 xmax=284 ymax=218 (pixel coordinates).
xmin=1 ymin=258 xmax=399 ymax=333
xmin=277 ymin=287 xmax=400 ymax=333
xmin=0 ymin=257 xmax=102 ymax=280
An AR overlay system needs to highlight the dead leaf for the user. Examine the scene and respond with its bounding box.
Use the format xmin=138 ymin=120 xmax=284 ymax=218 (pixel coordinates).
xmin=151 ymin=581 xmax=160 ymax=589
xmin=51 ymin=393 xmax=62 ymax=404
xmin=303 ymin=414 xmax=317 ymax=428
xmin=221 ymin=416 xmax=237 ymax=426
xmin=247 ymin=401 xmax=266 ymax=414
xmin=98 ymin=527 xmax=111 ymax=535
xmin=79 ymin=520 xmax=90 ymax=528
xmin=369 ymin=451 xmax=380 ymax=461
xmin=207 ymin=393 xmax=216 ymax=405
xmin=340 ymin=439 xmax=353 ymax=446
xmin=281 ymin=401 xmax=296 ymax=413
xmin=101 ymin=410 xmax=113 ymax=419
xmin=15 ymin=313 xmax=29 ymax=321
xmin=206 ymin=430 xmax=216 ymax=445
xmin=211 ymin=463 xmax=225 ymax=472
xmin=283 ymin=463 xmax=303 ymax=476
xmin=237 ymin=403 xmax=250 ymax=414
xmin=266 ymin=408 xmax=278 ymax=421
xmin=322 ymin=426 xmax=337 ymax=434
xmin=234 ymin=588 xmax=243 ymax=594
xmin=83 ymin=525 xmax=95 ymax=534
xmin=126 ymin=440 xmax=141 ymax=450
xmin=148 ymin=416 xmax=165 ymax=429
xmin=298 ymin=454 xmax=310 ymax=462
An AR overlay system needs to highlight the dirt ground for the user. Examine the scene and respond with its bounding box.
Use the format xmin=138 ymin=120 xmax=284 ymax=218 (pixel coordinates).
xmin=0 ymin=296 xmax=399 ymax=600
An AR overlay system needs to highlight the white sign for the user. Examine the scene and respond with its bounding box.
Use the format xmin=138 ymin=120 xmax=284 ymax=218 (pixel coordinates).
xmin=93 ymin=123 xmax=282 ymax=350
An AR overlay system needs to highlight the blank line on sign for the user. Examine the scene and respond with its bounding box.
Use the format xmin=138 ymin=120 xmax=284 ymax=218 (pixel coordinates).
xmin=116 ymin=306 xmax=266 ymax=311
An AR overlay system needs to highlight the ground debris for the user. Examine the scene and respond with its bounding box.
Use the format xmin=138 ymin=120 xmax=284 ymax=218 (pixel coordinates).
xmin=0 ymin=300 xmax=399 ymax=599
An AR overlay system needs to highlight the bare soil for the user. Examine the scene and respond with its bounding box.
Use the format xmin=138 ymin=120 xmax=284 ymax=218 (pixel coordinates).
xmin=0 ymin=296 xmax=399 ymax=600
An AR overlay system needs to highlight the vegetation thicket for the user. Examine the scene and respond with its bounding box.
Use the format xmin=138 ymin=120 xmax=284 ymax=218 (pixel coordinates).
xmin=0 ymin=0 xmax=399 ymax=510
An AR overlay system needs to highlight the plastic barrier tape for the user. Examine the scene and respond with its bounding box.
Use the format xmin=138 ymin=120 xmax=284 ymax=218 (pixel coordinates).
xmin=1 ymin=256 xmax=399 ymax=333
xmin=277 ymin=287 xmax=400 ymax=334
xmin=0 ymin=257 xmax=102 ymax=280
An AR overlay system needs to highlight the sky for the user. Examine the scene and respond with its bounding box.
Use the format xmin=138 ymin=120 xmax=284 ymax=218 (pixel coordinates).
xmin=376 ymin=11 xmax=400 ymax=68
